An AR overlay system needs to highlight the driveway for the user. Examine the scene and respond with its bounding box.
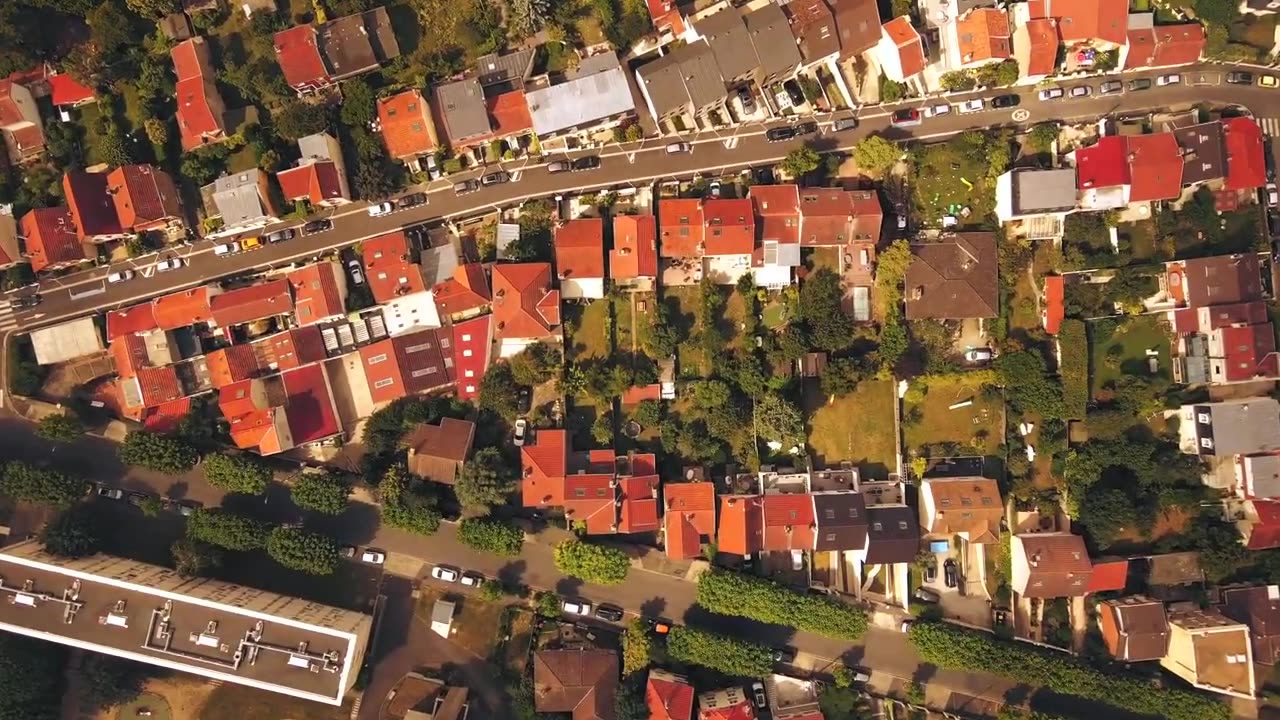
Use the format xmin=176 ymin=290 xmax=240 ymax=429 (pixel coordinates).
xmin=922 ymin=548 xmax=992 ymax=629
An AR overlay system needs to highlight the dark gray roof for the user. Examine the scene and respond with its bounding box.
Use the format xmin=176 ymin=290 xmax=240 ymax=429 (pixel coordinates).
xmin=474 ymin=48 xmax=535 ymax=87
xmin=570 ymin=51 xmax=622 ymax=79
xmin=1173 ymin=121 xmax=1227 ymax=186
xmin=1010 ymin=168 xmax=1078 ymax=216
xmin=434 ymin=78 xmax=491 ymax=142
xmin=637 ymin=42 xmax=726 ymax=117
xmin=678 ymin=41 xmax=728 ymax=110
xmin=813 ymin=491 xmax=867 ymax=552
xmin=317 ymin=8 xmax=399 ymax=80
xmin=637 ymin=52 xmax=690 ymax=118
xmin=745 ymin=3 xmax=803 ymax=84
xmin=420 ymin=244 xmax=459 ymax=286
xmin=696 ymin=9 xmax=759 ymax=81
xmin=864 ymin=505 xmax=919 ymax=565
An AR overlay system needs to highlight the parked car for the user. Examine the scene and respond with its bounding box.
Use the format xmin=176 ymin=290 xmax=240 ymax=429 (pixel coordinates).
xmin=783 ymin=80 xmax=805 ymax=106
xmin=573 ymin=156 xmax=601 ymax=171
xmin=646 ymin=617 xmax=672 ymax=635
xmin=924 ymin=561 xmax=938 ymax=583
xmin=339 ymin=545 xmax=357 ymax=559
xmin=1268 ymin=183 xmax=1279 ymax=207
xmin=944 ymin=559 xmax=959 ymax=588
xmin=850 ymin=668 xmax=872 ymax=684
xmin=890 ymin=108 xmax=922 ymax=127
xmin=1128 ymin=78 xmax=1152 ymax=91
xmin=562 ymin=599 xmax=592 ymax=616
xmin=126 ymin=491 xmax=150 ymax=507
xmin=156 ymin=256 xmax=184 ymax=272
xmin=832 ymin=117 xmax=858 ymax=131
xmin=454 ymin=179 xmax=480 ymax=195
xmin=513 ymin=418 xmax=528 ymax=447
xmin=361 ymin=549 xmax=386 ymax=565
xmin=302 ymin=219 xmax=333 ymax=235
xmin=517 ymin=386 xmax=532 ymax=413
xmin=176 ymin=500 xmax=200 ymax=516
xmin=964 ymin=347 xmax=994 ymax=363
xmin=666 ymin=142 xmax=692 ymax=154
xmin=991 ymin=94 xmax=1020 ymax=108
xmin=213 ymin=241 xmax=240 ymax=257
xmin=430 ymin=566 xmax=460 ymax=583
xmin=957 ymin=98 xmax=985 ymax=114
xmin=460 ymin=572 xmax=484 ymax=587
xmin=239 ymin=236 xmax=262 ymax=251
xmin=367 ymin=201 xmax=394 ymax=217
xmin=265 ymin=228 xmax=295 ymax=243
xmin=107 ymin=270 xmax=134 ymax=284
xmin=424 ymin=153 xmax=441 ymax=180
xmin=481 ymin=171 xmax=509 ymax=186
xmin=750 ymin=681 xmax=767 ymax=708
xmin=765 ymin=126 xmax=798 ymax=142
xmin=1037 ymin=87 xmax=1064 ymax=101
xmin=795 ymin=121 xmax=818 ymax=136
xmin=1067 ymin=85 xmax=1091 ymax=98
xmin=96 ymin=485 xmax=124 ymax=500
xmin=772 ymin=646 xmax=797 ymax=664
xmin=1156 ymin=73 xmax=1181 ymax=86
xmin=594 ymin=605 xmax=624 ymax=622
xmin=547 ymin=160 xmax=571 ymax=174
xmin=1261 ymin=75 xmax=1279 ymax=88
xmin=913 ymin=586 xmax=941 ymax=603
xmin=346 ymin=259 xmax=365 ymax=285
xmin=737 ymin=86 xmax=757 ymax=115
xmin=1099 ymin=80 xmax=1124 ymax=95
xmin=397 ymin=192 xmax=428 ymax=209
xmin=923 ymin=103 xmax=951 ymax=118
xmin=1228 ymin=71 xmax=1254 ymax=85
xmin=709 ymin=179 xmax=722 ymax=198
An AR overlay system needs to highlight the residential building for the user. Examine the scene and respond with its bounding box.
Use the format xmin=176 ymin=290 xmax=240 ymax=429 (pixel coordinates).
xmin=106 ymin=165 xmax=183 ymax=234
xmin=1011 ymin=533 xmax=1093 ymax=598
xmin=0 ymin=210 xmax=21 ymax=271
xmin=205 ymin=170 xmax=279 ymax=238
xmin=359 ymin=327 xmax=454 ymax=405
xmin=210 ymin=280 xmax=294 ymax=329
xmin=636 ymin=41 xmax=726 ymax=125
xmin=812 ymin=490 xmax=868 ymax=552
xmin=277 ymin=133 xmax=351 ymax=207
xmin=918 ymin=476 xmax=1002 ymax=543
xmin=610 ymin=215 xmax=658 ymax=290
xmin=525 ymin=53 xmax=636 ymax=141
xmin=221 ymin=378 xmax=295 ymax=455
xmin=383 ymin=673 xmax=470 ymax=720
xmin=702 ymin=198 xmax=755 ymax=284
xmin=1124 ymin=17 xmax=1205 ymax=69
xmin=798 ymin=187 xmax=882 ymax=246
xmin=831 ymin=0 xmax=882 ymax=58
xmin=554 ymin=218 xmax=606 ymax=300
xmin=1221 ymin=584 xmax=1280 ymax=665
xmin=863 ymin=504 xmax=919 ymax=566
xmin=405 ymin=417 xmax=475 ymax=484
xmin=1169 ymin=254 xmax=1263 ymax=310
xmin=273 ymin=8 xmax=401 ymax=95
xmin=491 ymin=263 xmax=559 ymax=357
xmin=0 ymin=79 xmax=44 ymax=163
xmin=281 ymin=363 xmax=343 ymax=446
xmin=0 ymin=541 xmax=371 ymax=705
xmin=750 ymin=184 xmax=801 ymax=288
xmin=288 ymin=261 xmax=348 ymax=327
xmin=763 ymin=673 xmax=822 ymax=719
xmin=1030 ymin=0 xmax=1127 ymax=47
xmin=254 ymin=326 xmax=328 ymax=372
xmin=1241 ymin=500 xmax=1280 ymax=550
xmin=787 ymin=0 xmax=841 ymax=69
xmin=171 ymin=37 xmax=228 ymax=150
xmin=1178 ymin=398 xmax=1280 ymax=457
xmin=718 ymin=495 xmax=765 ymax=557
xmin=451 ymin=314 xmax=492 ymax=400
xmin=1161 ymin=607 xmax=1256 ymax=698
xmin=207 ymin=345 xmax=263 ymax=388
xmin=877 ymin=16 xmax=926 ymax=82
xmin=949 ymin=7 xmax=1012 ymax=70
xmin=903 ymin=232 xmax=999 ymax=320
xmin=697 ymin=686 xmax=758 ymax=720
xmin=20 ymin=207 xmax=85 ymax=272
xmin=762 ymin=493 xmax=816 ymax=552
xmin=663 ymin=482 xmax=717 ymax=560
xmin=434 ymin=78 xmax=491 ymax=148
xmin=1012 ymin=17 xmax=1060 ymax=84
xmin=743 ymin=3 xmax=803 ymax=88
xmin=659 ymin=197 xmax=705 ymax=259
xmin=361 ymin=230 xmax=427 ymax=305
xmin=48 ymin=73 xmax=96 ymax=109
xmin=532 ymin=648 xmax=619 ymax=720
xmin=1223 ymin=116 xmax=1268 ymax=191
xmin=1098 ymin=595 xmax=1171 ymax=662
xmin=647 ymin=669 xmax=694 ymax=720
xmin=696 ymin=9 xmax=758 ymax=87
xmin=63 ymin=170 xmax=127 ymax=243
xmin=520 ymin=430 xmax=659 ymax=535
xmin=377 ymin=89 xmax=438 ymax=168
xmin=475 ymin=47 xmax=536 ymax=89
xmin=1237 ymin=455 xmax=1280 ymax=501
xmin=994 ymin=167 xmax=1078 ymax=234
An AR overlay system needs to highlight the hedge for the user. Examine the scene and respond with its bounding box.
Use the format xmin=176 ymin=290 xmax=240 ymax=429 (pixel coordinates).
xmin=665 ymin=626 xmax=774 ymax=676
xmin=553 ymin=539 xmax=629 ymax=585
xmin=1059 ymin=319 xmax=1088 ymax=420
xmin=696 ymin=569 xmax=867 ymax=640
xmin=907 ymin=623 xmax=1229 ymax=720
xmin=457 ymin=517 xmax=524 ymax=556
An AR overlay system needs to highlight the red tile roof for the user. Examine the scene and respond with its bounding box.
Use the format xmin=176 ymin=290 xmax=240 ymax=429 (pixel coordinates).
xmin=1224 ymin=117 xmax=1267 ymax=191
xmin=206 ymin=345 xmax=261 ymax=388
xmin=751 ymin=184 xmax=801 ymax=246
xmin=799 ymin=188 xmax=881 ymax=245
xmin=1126 ymin=133 xmax=1183 ymax=202
xmin=492 ymin=263 xmax=558 ymax=340
xmin=882 ymin=16 xmax=925 ymax=77
xmin=0 ymin=81 xmax=28 ymax=128
xmin=20 ymin=207 xmax=84 ymax=272
xmin=219 ymin=378 xmax=265 ymax=420
xmin=281 ymin=363 xmax=340 ymax=444
xmin=718 ymin=495 xmax=764 ymax=556
xmin=1248 ymin=501 xmax=1280 ymax=550
xmin=452 ymin=314 xmax=492 ymax=400
xmin=433 ymin=262 xmax=491 ymax=317
xmin=1086 ymin=559 xmax=1129 ymax=593
xmin=141 ymin=397 xmax=191 ymax=434
xmin=664 ymin=482 xmax=716 ymax=559
xmin=665 ymin=511 xmax=702 ymax=560
xmin=762 ymin=493 xmax=816 ymax=551
xmin=1043 ymin=0 xmax=1127 ymax=45
xmin=210 ymin=280 xmax=294 ymax=327
xmin=703 ymin=198 xmax=755 ymax=256
xmin=646 ymin=672 xmax=694 ymax=720
xmin=1074 ymin=135 xmax=1129 ymax=190
xmin=227 ymin=407 xmax=290 ymax=455
xmin=621 ymin=384 xmax=661 ymax=404
xmin=152 ymin=287 xmax=215 ymax=330
xmin=1125 ymin=22 xmax=1204 ymax=69
xmin=611 ymin=215 xmax=658 ymax=280
xmin=362 ymin=231 xmax=426 ymax=304
xmin=1043 ymin=274 xmax=1064 ymax=335
xmin=618 ymin=475 xmax=660 ymax=534
xmin=259 ymin=326 xmax=328 ymax=370
xmin=1221 ymin=324 xmax=1280 ymax=382
xmin=1024 ymin=18 xmax=1059 ymax=77
xmin=108 ymin=165 xmax=181 ymax=231
xmin=646 ymin=0 xmax=686 ymax=35
xmin=106 ymin=304 xmax=159 ymax=340
xmin=48 ymin=74 xmax=94 ymax=106
xmin=522 ymin=428 xmax=569 ymax=506
xmin=359 ymin=327 xmax=455 ymax=405
xmin=956 ymin=8 xmax=1011 ymax=64
xmin=565 ymin=474 xmax=618 ymax=534
xmin=486 ymin=90 xmax=533 ymax=137
xmin=277 ymin=161 xmax=346 ymax=205
xmin=377 ymin=90 xmax=437 ymax=159
xmin=659 ymin=198 xmax=704 ymax=257
xmin=288 ymin=262 xmax=345 ymax=326
xmin=555 ymin=218 xmax=606 ymax=282
xmin=172 ymin=38 xmax=224 ymax=150
xmin=111 ymin=334 xmax=149 ymax=378
xmin=63 ymin=171 xmax=122 ymax=239
xmin=135 ymin=365 xmax=184 ymax=408
xmin=273 ymin=25 xmax=329 ymax=91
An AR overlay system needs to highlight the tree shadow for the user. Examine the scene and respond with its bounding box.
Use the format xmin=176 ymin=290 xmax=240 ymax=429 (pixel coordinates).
xmin=496 ymin=560 xmax=528 ymax=592
xmin=638 ymin=597 xmax=667 ymax=619
xmin=554 ymin=576 xmax=584 ymax=598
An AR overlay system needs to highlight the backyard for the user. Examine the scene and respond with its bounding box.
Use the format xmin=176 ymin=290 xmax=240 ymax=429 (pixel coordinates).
xmin=664 ymin=286 xmax=706 ymax=377
xmin=807 ymin=379 xmax=899 ymax=479
xmin=567 ymin=298 xmax=613 ymax=360
xmin=1156 ymin=187 xmax=1267 ymax=259
xmin=910 ymin=131 xmax=1006 ymax=228
xmin=199 ymin=684 xmax=351 ymax=720
xmin=1088 ymin=315 xmax=1172 ymax=399
xmin=903 ymin=375 xmax=1004 ymax=458
xmin=415 ymin=586 xmax=508 ymax=660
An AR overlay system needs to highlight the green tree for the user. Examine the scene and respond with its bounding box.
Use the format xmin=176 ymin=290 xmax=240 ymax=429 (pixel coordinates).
xmin=171 ymin=538 xmax=222 ymax=578
xmin=781 ymin=145 xmax=821 ymax=178
xmin=819 ymin=685 xmax=872 ymax=720
xmin=939 ymin=71 xmax=975 ymax=91
xmin=338 ymin=78 xmax=377 ymax=128
xmin=509 ymin=342 xmax=562 ymax=387
xmin=820 ymin=357 xmax=868 ymax=398
xmin=139 ymin=496 xmax=162 ymax=517
xmin=536 ymin=591 xmax=561 ymax=617
xmin=266 ymin=526 xmax=339 ymax=575
xmin=203 ymin=453 xmax=271 ymax=495
xmin=44 ymin=120 xmax=84 ymax=171
xmin=697 ymin=569 xmax=868 ymax=640
xmin=798 ymin=269 xmax=854 ymax=351
xmin=97 ymin=120 xmax=133 ymax=167
xmin=143 ymin=117 xmax=168 ymax=148
xmin=478 ymin=363 xmax=520 ymax=421
xmin=621 ymin=619 xmax=651 ymax=676
xmin=632 ymin=399 xmax=661 ymax=427
xmin=455 ymin=448 xmax=515 ymax=516
xmin=879 ymin=75 xmax=905 ymax=103
xmin=644 ymin=302 xmax=686 ymax=358
xmin=852 ymin=135 xmax=900 ymax=175
xmin=274 ymin=100 xmax=330 ymax=140
xmin=665 ymin=626 xmax=774 ymax=676
xmin=290 ymin=470 xmax=351 ymax=515
xmin=379 ymin=465 xmax=441 ymax=535
xmin=457 ymin=517 xmax=524 ymax=556
xmin=125 ymin=0 xmax=177 ymax=16
xmin=186 ymin=508 xmax=269 ymax=551
xmin=553 ymin=539 xmax=629 ymax=585
xmin=1 ymin=462 xmax=82 ymax=507
xmin=119 ymin=430 xmax=199 ymax=473
xmin=1027 ymin=123 xmax=1060 ymax=154
xmin=79 ymin=652 xmax=144 ymax=709
xmin=0 ymin=634 xmax=66 ymax=720
xmin=754 ymin=393 xmax=804 ymax=449
xmin=995 ymin=351 xmax=1064 ymax=419
xmin=41 ymin=506 xmax=100 ymax=558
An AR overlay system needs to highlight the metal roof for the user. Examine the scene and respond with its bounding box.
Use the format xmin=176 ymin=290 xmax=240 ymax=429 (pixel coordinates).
xmin=526 ymin=66 xmax=636 ymax=137
xmin=209 ymin=170 xmax=269 ymax=228
xmin=434 ymin=78 xmax=491 ymax=142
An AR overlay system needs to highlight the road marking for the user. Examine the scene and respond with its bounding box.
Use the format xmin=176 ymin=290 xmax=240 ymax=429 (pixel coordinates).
xmin=1260 ymin=117 xmax=1280 ymax=136
xmin=1011 ymin=109 xmax=1031 ymax=122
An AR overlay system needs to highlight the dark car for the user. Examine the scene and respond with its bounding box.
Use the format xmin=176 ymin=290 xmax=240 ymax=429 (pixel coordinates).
xmin=737 ymin=86 xmax=757 ymax=115
xmin=302 ymin=219 xmax=333 ymax=235
xmin=454 ymin=179 xmax=480 ymax=195
xmin=397 ymin=192 xmax=428 ymax=209
xmin=944 ymin=559 xmax=959 ymax=588
xmin=517 ymin=386 xmax=532 ymax=413
xmin=1128 ymin=78 xmax=1152 ymax=91
xmin=924 ymin=561 xmax=938 ymax=584
xmin=12 ymin=293 xmax=41 ymax=309
xmin=481 ymin=171 xmax=510 ymax=186
xmin=913 ymin=586 xmax=941 ymax=603
xmin=890 ymin=108 xmax=922 ymax=127
xmin=833 ymin=117 xmax=858 ymax=131
xmin=783 ymin=80 xmax=805 ymax=106
xmin=765 ymin=126 xmax=798 ymax=142
xmin=795 ymin=121 xmax=818 ymax=136
xmin=572 ymin=156 xmax=601 ymax=171
xmin=126 ymin=491 xmax=150 ymax=508
xmin=1227 ymin=71 xmax=1254 ymax=85
xmin=594 ymin=605 xmax=624 ymax=622
xmin=991 ymin=94 xmax=1020 ymax=108
xmin=772 ymin=646 xmax=797 ymax=664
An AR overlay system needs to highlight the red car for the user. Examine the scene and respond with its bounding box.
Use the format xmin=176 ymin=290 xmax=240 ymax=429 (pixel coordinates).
xmin=890 ymin=108 xmax=922 ymax=127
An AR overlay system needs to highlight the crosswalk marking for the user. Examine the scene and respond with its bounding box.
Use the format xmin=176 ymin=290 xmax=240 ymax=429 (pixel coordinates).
xmin=1258 ymin=117 xmax=1280 ymax=137
xmin=0 ymin=301 xmax=18 ymax=331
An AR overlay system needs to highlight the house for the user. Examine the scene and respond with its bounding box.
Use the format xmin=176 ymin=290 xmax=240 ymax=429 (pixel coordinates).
xmin=254 ymin=326 xmax=328 ymax=371
xmin=1223 ymin=116 xmax=1267 ymax=191
xmin=20 ymin=207 xmax=85 ymax=272
xmin=787 ymin=0 xmax=841 ymax=69
xmin=405 ymin=416 xmax=475 ymax=484
xmin=663 ymin=482 xmax=717 ymax=560
xmin=205 ymin=170 xmax=279 ymax=238
xmin=611 ymin=215 xmax=658 ymax=290
xmin=277 ymin=132 xmax=351 ymax=207
xmin=1124 ymin=17 xmax=1205 ymax=69
xmin=1237 ymin=455 xmax=1280 ymax=500
xmin=618 ymin=468 xmax=661 ymax=535
xmin=62 ymin=171 xmax=126 ymax=243
xmin=383 ymin=673 xmax=470 ymax=720
xmin=1030 ymin=0 xmax=1128 ymax=47
xmin=763 ymin=673 xmax=823 ymax=719
xmin=831 ymin=0 xmax=883 ymax=58
xmin=0 ymin=210 xmax=21 ymax=271
xmin=451 ymin=314 xmax=492 ymax=400
xmin=798 ymin=187 xmax=882 ymax=246
xmin=432 ymin=262 xmax=490 ymax=321
xmin=697 ymin=687 xmax=758 ymax=720
xmin=659 ymin=198 xmax=705 ymax=258
xmin=554 ymin=218 xmax=606 ymax=300
xmin=812 ymin=490 xmax=868 ymax=552
xmin=377 ymin=89 xmax=438 ymax=168
xmin=434 ymin=78 xmax=491 ymax=149
xmin=1169 ymin=254 xmax=1263 ymax=311
xmin=903 ymin=233 xmax=999 ymax=320
xmin=743 ymin=3 xmax=803 ymax=88
xmin=1042 ymin=274 xmax=1065 ymax=334
xmin=48 ymin=74 xmax=95 ymax=109
xmin=718 ymin=495 xmax=765 ymax=557
xmin=0 ymin=80 xmax=44 ymax=163
xmin=761 ymin=494 xmax=816 ymax=552
xmin=475 ymin=47 xmax=536 ymax=88
xmin=994 ymin=168 xmax=1078 ymax=225
xmin=1013 ymin=17 xmax=1060 ymax=84
xmin=1088 ymin=558 xmax=1130 ymax=593
xmin=152 ymin=286 xmax=217 ymax=331
xmin=219 ymin=377 xmax=294 ymax=455
xmin=750 ymin=184 xmax=802 ymax=288
xmin=106 ymin=165 xmax=183 ymax=234
xmin=288 ymin=261 xmax=347 ymax=326
xmin=1221 ymin=585 xmax=1280 ymax=665
xmin=1098 ymin=595 xmax=1170 ymax=662
xmin=863 ymin=504 xmax=919 ymax=566
xmin=702 ymin=198 xmax=755 ymax=284
xmin=877 ymin=16 xmax=926 ymax=82
xmin=273 ymin=8 xmax=401 ymax=95
xmin=1177 ymin=398 xmax=1280 ymax=457
xmin=949 ymin=7 xmax=1012 ymax=70
xmin=206 ymin=344 xmax=262 ymax=388
xmin=918 ymin=476 xmax=1002 ymax=543
xmin=519 ymin=430 xmax=657 ymax=535
xmin=121 ymin=365 xmax=186 ymax=410
xmin=1126 ymin=132 xmax=1184 ymax=203
xmin=210 ymin=280 xmax=294 ymax=329
xmin=491 ymin=263 xmax=559 ymax=357
xmin=280 ymin=363 xmax=343 ymax=446
xmin=171 ymin=37 xmax=228 ymax=150
xmin=359 ymin=327 xmax=454 ymax=405
xmin=637 ymin=41 xmax=727 ymax=125
xmin=1161 ymin=607 xmax=1256 ymax=698
xmin=1241 ymin=500 xmax=1280 ymax=550
xmin=532 ymin=649 xmax=619 ymax=720
xmin=525 ymin=53 xmax=636 ymax=141
xmin=1011 ymin=532 xmax=1093 ymax=598
xmin=696 ymin=9 xmax=757 ymax=87
xmin=647 ymin=669 xmax=694 ymax=720
xmin=362 ymin=230 xmax=427 ymax=305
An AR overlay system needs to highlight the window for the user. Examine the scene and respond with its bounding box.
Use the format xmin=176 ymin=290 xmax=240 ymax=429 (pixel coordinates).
xmin=940 ymin=498 xmax=951 ymax=507
xmin=411 ymin=122 xmax=423 ymax=132
xmin=826 ymin=533 xmax=836 ymax=542
xmin=960 ymin=497 xmax=973 ymax=506
xmin=463 ymin=349 xmax=473 ymax=357
xmin=1201 ymin=437 xmax=1214 ymax=449
xmin=374 ymin=378 xmax=394 ymax=389
xmin=410 ymin=368 xmax=436 ymax=378
xmin=849 ymin=508 xmax=858 ymax=518
xmin=872 ymin=522 xmax=882 ymax=531
xmin=367 ymin=353 xmax=387 ymax=364
xmin=981 ymin=497 xmax=992 ymax=506
xmin=1198 ymin=412 xmax=1211 ymax=424
xmin=404 ymin=343 xmax=432 ymax=353
xmin=465 ymin=385 xmax=475 ymax=393
xmin=465 ymin=370 xmax=474 ymax=378
xmin=824 ymin=509 xmax=835 ymax=519
xmin=462 ymin=334 xmax=472 ymax=342
xmin=575 ymin=488 xmax=586 ymax=498
xmin=898 ymin=521 xmax=908 ymax=530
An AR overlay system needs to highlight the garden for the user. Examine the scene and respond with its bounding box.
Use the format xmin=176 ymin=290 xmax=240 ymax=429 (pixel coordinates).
xmin=1087 ymin=315 xmax=1171 ymax=400
xmin=902 ymin=374 xmax=1004 ymax=459
xmin=806 ymin=379 xmax=899 ymax=480
xmin=909 ymin=130 xmax=1011 ymax=229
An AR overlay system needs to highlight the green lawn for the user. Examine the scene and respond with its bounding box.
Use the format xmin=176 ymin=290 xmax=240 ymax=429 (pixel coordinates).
xmin=806 ymin=247 xmax=841 ymax=274
xmin=200 ymin=685 xmax=352 ymax=720
xmin=1118 ymin=219 xmax=1158 ymax=262
xmin=665 ymin=286 xmax=705 ymax=377
xmin=807 ymin=379 xmax=899 ymax=479
xmin=1089 ymin=315 xmax=1172 ymax=398
xmin=568 ymin=298 xmax=612 ymax=360
xmin=911 ymin=134 xmax=999 ymax=228
xmin=904 ymin=376 xmax=1003 ymax=457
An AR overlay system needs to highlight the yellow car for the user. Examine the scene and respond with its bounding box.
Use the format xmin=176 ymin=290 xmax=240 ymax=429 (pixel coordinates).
xmin=1260 ymin=75 xmax=1278 ymax=88
xmin=240 ymin=236 xmax=263 ymax=250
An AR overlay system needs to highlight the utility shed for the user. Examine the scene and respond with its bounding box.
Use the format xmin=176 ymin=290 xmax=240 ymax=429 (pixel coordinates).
xmin=430 ymin=599 xmax=455 ymax=638
xmin=30 ymin=317 xmax=103 ymax=365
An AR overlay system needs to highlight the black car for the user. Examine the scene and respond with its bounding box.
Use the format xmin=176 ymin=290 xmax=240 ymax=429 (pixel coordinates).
xmin=517 ymin=386 xmax=532 ymax=414
xmin=1128 ymin=78 xmax=1152 ymax=91
xmin=454 ymin=179 xmax=481 ymax=195
xmin=766 ymin=126 xmax=798 ymax=142
xmin=913 ymin=586 xmax=941 ymax=603
xmin=12 ymin=293 xmax=41 ymax=309
xmin=772 ymin=646 xmax=797 ymax=664
xmin=1227 ymin=71 xmax=1254 ymax=85
xmin=737 ymin=86 xmax=757 ymax=114
xmin=924 ymin=561 xmax=937 ymax=584
xmin=783 ymin=80 xmax=805 ymax=106
xmin=572 ymin=156 xmax=601 ymax=171
xmin=991 ymin=94 xmax=1020 ymax=108
xmin=594 ymin=605 xmax=624 ymax=622
xmin=944 ymin=559 xmax=959 ymax=588
xmin=397 ymin=192 xmax=428 ymax=209
xmin=795 ymin=121 xmax=818 ymax=135
xmin=302 ymin=219 xmax=333 ymax=235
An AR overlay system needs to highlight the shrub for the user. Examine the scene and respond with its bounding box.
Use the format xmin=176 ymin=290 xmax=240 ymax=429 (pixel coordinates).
xmin=379 ymin=466 xmax=441 ymax=535
xmin=553 ymin=539 xmax=629 ymax=585
xmin=186 ymin=508 xmax=269 ymax=552
xmin=1059 ymin=319 xmax=1088 ymax=419
xmin=119 ymin=431 xmax=198 ymax=474
xmin=290 ymin=470 xmax=351 ymax=515
xmin=1 ymin=462 xmax=82 ymax=508
xmin=202 ymin=453 xmax=271 ymax=495
xmin=457 ymin=517 xmax=524 ymax=556
xmin=696 ymin=569 xmax=868 ymax=640
xmin=266 ymin=527 xmax=339 ymax=575
xmin=36 ymin=413 xmax=83 ymax=442
xmin=665 ymin=626 xmax=774 ymax=676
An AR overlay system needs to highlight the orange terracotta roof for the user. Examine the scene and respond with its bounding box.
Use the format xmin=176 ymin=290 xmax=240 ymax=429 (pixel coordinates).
xmin=210 ymin=280 xmax=294 ymax=328
xmin=377 ymin=89 xmax=437 ymax=159
xmin=762 ymin=493 xmax=816 ymax=551
xmin=522 ymin=428 xmax=569 ymax=506
xmin=152 ymin=287 xmax=214 ymax=330
xmin=1126 ymin=132 xmax=1183 ymax=203
xmin=492 ymin=263 xmax=558 ymax=340
xmin=134 ymin=366 xmax=184 ymax=408
xmin=288 ymin=262 xmax=346 ymax=326
xmin=611 ymin=215 xmax=657 ymax=280
xmin=106 ymin=304 xmax=159 ymax=340
xmin=646 ymin=671 xmax=695 ymax=720
xmin=107 ymin=165 xmax=181 ymax=231
xmin=21 ymin=207 xmax=84 ymax=272
xmin=1043 ymin=274 xmax=1064 ymax=335
xmin=219 ymin=378 xmax=265 ymax=419
xmin=277 ymin=161 xmax=346 ymax=205
xmin=1048 ymin=0 xmax=1127 ymax=46
xmin=703 ymin=198 xmax=755 ymax=256
xmin=432 ymin=262 xmax=491 ymax=316
xmin=111 ymin=334 xmax=149 ymax=378
xmin=664 ymin=482 xmax=716 ymax=534
xmin=956 ymin=8 xmax=1011 ymax=64
xmin=1087 ymin=559 xmax=1129 ymax=593
xmin=1024 ymin=18 xmax=1059 ymax=77
xmin=362 ymin=231 xmax=426 ymax=304
xmin=751 ymin=184 xmax=801 ymax=246
xmin=665 ymin=511 xmax=702 ymax=560
xmin=618 ymin=475 xmax=659 ymax=533
xmin=554 ymin=218 xmax=606 ymax=282
xmin=565 ymin=473 xmax=618 ymax=534
xmin=206 ymin=344 xmax=261 ymax=388
xmin=486 ymin=90 xmax=533 ymax=137
xmin=141 ymin=397 xmax=191 ymax=434
xmin=883 ymin=16 xmax=925 ymax=77
xmin=718 ymin=494 xmax=764 ymax=556
xmin=659 ymin=198 xmax=704 ymax=257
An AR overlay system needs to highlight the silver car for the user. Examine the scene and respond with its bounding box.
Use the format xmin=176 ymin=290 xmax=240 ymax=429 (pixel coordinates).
xmin=1099 ymin=80 xmax=1124 ymax=95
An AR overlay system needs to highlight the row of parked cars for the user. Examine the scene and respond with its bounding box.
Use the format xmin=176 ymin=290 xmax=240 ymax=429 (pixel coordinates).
xmin=93 ymin=483 xmax=201 ymax=516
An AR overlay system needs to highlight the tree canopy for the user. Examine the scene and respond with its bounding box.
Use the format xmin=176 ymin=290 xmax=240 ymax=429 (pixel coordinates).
xmin=35 ymin=412 xmax=83 ymax=442
xmin=41 ymin=506 xmax=101 ymax=558
xmin=852 ymin=135 xmax=900 ymax=175
xmin=266 ymin=526 xmax=339 ymax=575
xmin=290 ymin=470 xmax=351 ymax=516
xmin=171 ymin=538 xmax=222 ymax=579
xmin=665 ymin=626 xmax=774 ymax=676
xmin=697 ymin=569 xmax=867 ymax=640
xmin=454 ymin=447 xmax=515 ymax=516
xmin=203 ymin=453 xmax=271 ymax=495
xmin=781 ymin=145 xmax=821 ymax=178
xmin=1 ymin=462 xmax=83 ymax=508
xmin=457 ymin=517 xmax=524 ymax=556
xmin=186 ymin=508 xmax=269 ymax=552
xmin=119 ymin=430 xmax=198 ymax=473
xmin=79 ymin=652 xmax=145 ymax=710
xmin=0 ymin=633 xmax=66 ymax=720
xmin=553 ymin=539 xmax=629 ymax=585
xmin=379 ymin=465 xmax=441 ymax=535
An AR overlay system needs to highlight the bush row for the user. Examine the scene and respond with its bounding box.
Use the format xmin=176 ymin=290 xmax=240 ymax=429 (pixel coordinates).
xmin=696 ymin=569 xmax=867 ymax=640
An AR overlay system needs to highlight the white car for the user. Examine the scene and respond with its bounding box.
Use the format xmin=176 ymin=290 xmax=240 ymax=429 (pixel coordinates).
xmin=562 ymin=599 xmax=593 ymax=616
xmin=347 ymin=259 xmax=365 ymax=285
xmin=923 ymin=103 xmax=951 ymax=118
xmin=665 ymin=142 xmax=692 ymax=154
xmin=212 ymin=241 xmax=240 ymax=257
xmin=367 ymin=201 xmax=394 ymax=217
xmin=360 ymin=549 xmax=386 ymax=565
xmin=107 ymin=269 xmax=134 ymax=284
xmin=957 ymin=98 xmax=984 ymax=114
xmin=460 ymin=572 xmax=484 ymax=587
xmin=750 ymin=681 xmax=767 ymax=708
xmin=1068 ymin=85 xmax=1091 ymax=98
xmin=154 ymin=257 xmax=183 ymax=272
xmin=964 ymin=348 xmax=994 ymax=363
xmin=1267 ymin=183 xmax=1278 ymax=207
xmin=1037 ymin=87 xmax=1064 ymax=101
xmin=431 ymin=566 xmax=460 ymax=583
xmin=96 ymin=485 xmax=124 ymax=500
xmin=514 ymin=418 xmax=528 ymax=447
xmin=1156 ymin=73 xmax=1181 ymax=86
